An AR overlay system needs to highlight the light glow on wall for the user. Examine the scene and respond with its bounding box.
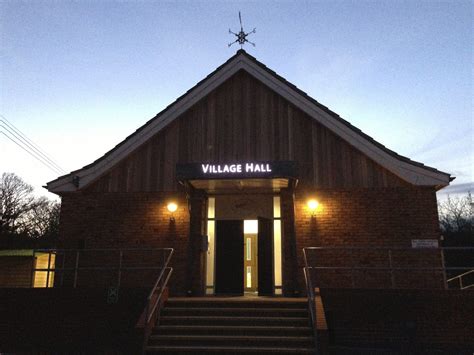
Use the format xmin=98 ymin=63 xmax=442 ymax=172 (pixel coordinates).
xmin=167 ymin=202 xmax=178 ymax=213
xmin=307 ymin=199 xmax=319 ymax=211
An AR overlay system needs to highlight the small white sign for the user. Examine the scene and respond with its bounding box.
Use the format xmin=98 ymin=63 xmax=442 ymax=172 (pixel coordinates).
xmin=411 ymin=239 xmax=439 ymax=249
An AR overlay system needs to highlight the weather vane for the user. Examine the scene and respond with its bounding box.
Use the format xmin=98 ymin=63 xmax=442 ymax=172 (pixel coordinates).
xmin=228 ymin=11 xmax=256 ymax=49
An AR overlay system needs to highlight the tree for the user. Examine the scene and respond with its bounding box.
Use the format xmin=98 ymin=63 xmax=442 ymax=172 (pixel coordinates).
xmin=438 ymin=192 xmax=474 ymax=281
xmin=438 ymin=192 xmax=473 ymax=234
xmin=0 ymin=172 xmax=35 ymax=237
xmin=26 ymin=197 xmax=61 ymax=240
xmin=0 ymin=172 xmax=60 ymax=247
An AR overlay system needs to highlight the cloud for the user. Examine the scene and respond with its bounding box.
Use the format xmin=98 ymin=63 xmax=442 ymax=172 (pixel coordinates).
xmin=437 ymin=182 xmax=473 ymax=196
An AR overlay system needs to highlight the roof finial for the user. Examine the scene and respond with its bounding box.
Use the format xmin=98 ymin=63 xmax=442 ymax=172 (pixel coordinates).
xmin=228 ymin=11 xmax=256 ymax=49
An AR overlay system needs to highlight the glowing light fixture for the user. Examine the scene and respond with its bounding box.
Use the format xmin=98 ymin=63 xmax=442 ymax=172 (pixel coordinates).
xmin=167 ymin=202 xmax=178 ymax=213
xmin=307 ymin=199 xmax=319 ymax=216
xmin=167 ymin=202 xmax=178 ymax=221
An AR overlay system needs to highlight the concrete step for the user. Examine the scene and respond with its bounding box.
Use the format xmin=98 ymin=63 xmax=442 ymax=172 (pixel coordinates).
xmin=154 ymin=324 xmax=313 ymax=336
xmin=160 ymin=315 xmax=310 ymax=327
xmin=166 ymin=298 xmax=308 ymax=309
xmin=162 ymin=306 xmax=308 ymax=317
xmin=146 ymin=345 xmax=316 ymax=354
xmin=148 ymin=298 xmax=316 ymax=354
xmin=148 ymin=334 xmax=314 ymax=347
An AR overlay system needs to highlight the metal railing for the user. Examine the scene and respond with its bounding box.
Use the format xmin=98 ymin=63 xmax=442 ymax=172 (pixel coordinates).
xmin=140 ymin=249 xmax=173 ymax=354
xmin=302 ymin=246 xmax=474 ymax=355
xmin=28 ymin=247 xmax=174 ymax=354
xmin=303 ymin=266 xmax=320 ymax=355
xmin=30 ymin=248 xmax=173 ymax=289
xmin=303 ymin=247 xmax=474 ymax=290
xmin=447 ymin=269 xmax=474 ymax=290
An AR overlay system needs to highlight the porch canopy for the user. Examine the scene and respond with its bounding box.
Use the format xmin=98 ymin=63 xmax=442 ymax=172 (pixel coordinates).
xmin=176 ymin=161 xmax=298 ymax=193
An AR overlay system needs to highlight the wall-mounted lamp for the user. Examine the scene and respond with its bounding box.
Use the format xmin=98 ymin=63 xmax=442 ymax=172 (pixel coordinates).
xmin=167 ymin=202 xmax=178 ymax=221
xmin=307 ymin=199 xmax=319 ymax=217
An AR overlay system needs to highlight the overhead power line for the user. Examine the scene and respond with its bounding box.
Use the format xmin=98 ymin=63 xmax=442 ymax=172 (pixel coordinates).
xmin=0 ymin=131 xmax=62 ymax=175
xmin=0 ymin=115 xmax=66 ymax=173
xmin=0 ymin=129 xmax=64 ymax=176
xmin=0 ymin=115 xmax=67 ymax=176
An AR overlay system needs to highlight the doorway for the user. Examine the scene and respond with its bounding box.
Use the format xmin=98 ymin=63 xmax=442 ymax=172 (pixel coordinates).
xmin=206 ymin=195 xmax=282 ymax=296
xmin=214 ymin=218 xmax=274 ymax=296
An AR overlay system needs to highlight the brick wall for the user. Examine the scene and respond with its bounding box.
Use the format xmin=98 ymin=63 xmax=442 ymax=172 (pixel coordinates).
xmin=0 ymin=288 xmax=148 ymax=353
xmin=293 ymin=187 xmax=443 ymax=291
xmin=59 ymin=191 xmax=189 ymax=294
xmin=0 ymin=257 xmax=33 ymax=287
xmin=59 ymin=186 xmax=443 ymax=294
xmin=320 ymin=288 xmax=474 ymax=351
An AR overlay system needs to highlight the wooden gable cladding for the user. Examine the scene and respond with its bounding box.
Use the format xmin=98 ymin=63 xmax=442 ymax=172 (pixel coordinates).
xmin=86 ymin=70 xmax=407 ymax=193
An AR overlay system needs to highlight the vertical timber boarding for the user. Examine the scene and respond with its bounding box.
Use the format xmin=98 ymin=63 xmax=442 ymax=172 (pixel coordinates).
xmin=86 ymin=70 xmax=409 ymax=194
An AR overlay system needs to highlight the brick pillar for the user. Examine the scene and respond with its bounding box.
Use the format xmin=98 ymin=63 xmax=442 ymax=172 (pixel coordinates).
xmin=281 ymin=187 xmax=299 ymax=296
xmin=187 ymin=190 xmax=207 ymax=296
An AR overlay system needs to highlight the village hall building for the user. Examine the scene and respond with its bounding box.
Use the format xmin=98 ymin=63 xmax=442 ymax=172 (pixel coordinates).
xmin=46 ymin=49 xmax=452 ymax=297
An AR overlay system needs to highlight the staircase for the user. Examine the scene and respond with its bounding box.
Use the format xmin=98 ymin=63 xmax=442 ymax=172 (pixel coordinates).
xmin=145 ymin=297 xmax=316 ymax=354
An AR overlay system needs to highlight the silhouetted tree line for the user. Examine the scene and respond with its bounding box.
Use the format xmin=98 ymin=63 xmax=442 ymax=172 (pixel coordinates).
xmin=438 ymin=192 xmax=474 ymax=278
xmin=0 ymin=172 xmax=60 ymax=248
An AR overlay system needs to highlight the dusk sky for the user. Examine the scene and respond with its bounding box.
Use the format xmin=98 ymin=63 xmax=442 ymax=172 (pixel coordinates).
xmin=1 ymin=1 xmax=472 ymax=201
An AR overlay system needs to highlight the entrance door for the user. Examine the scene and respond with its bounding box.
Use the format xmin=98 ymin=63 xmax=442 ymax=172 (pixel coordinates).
xmin=244 ymin=234 xmax=258 ymax=292
xmin=215 ymin=220 xmax=244 ymax=295
xmin=258 ymin=217 xmax=274 ymax=296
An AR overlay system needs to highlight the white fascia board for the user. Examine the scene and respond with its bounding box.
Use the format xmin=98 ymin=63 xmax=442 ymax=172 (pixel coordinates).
xmin=47 ymin=53 xmax=450 ymax=193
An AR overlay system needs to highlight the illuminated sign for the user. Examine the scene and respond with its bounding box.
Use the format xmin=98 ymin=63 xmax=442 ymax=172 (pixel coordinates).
xmin=201 ymin=163 xmax=272 ymax=174
xmin=176 ymin=161 xmax=297 ymax=180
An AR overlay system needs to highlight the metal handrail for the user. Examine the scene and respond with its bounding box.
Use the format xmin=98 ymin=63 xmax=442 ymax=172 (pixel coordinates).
xmin=305 ymin=266 xmax=471 ymax=271
xmin=447 ymin=269 xmax=474 ymax=281
xmin=447 ymin=269 xmax=474 ymax=290
xmin=34 ymin=266 xmax=166 ymax=271
xmin=140 ymin=249 xmax=174 ymax=354
xmin=304 ymin=267 xmax=319 ymax=355
xmin=144 ymin=249 xmax=174 ymax=324
xmin=303 ymin=246 xmax=474 ymax=290
xmin=303 ymin=246 xmax=474 ymax=251
xmin=33 ymin=247 xmax=172 ymax=252
xmin=303 ymin=247 xmax=322 ymax=355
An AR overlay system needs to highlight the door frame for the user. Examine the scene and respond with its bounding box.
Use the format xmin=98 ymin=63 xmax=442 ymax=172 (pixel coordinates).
xmin=204 ymin=193 xmax=283 ymax=296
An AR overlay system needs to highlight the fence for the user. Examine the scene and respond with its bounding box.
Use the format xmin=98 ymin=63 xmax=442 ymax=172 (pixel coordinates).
xmin=303 ymin=246 xmax=474 ymax=290
xmin=302 ymin=246 xmax=474 ymax=355
xmin=0 ymin=248 xmax=174 ymax=289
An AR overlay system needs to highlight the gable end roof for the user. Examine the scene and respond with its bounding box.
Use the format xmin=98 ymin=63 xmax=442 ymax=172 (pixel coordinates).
xmin=46 ymin=50 xmax=452 ymax=193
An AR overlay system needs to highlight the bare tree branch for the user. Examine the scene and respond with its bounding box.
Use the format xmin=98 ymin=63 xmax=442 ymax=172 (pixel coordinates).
xmin=1 ymin=172 xmax=60 ymax=245
xmin=438 ymin=192 xmax=473 ymax=233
